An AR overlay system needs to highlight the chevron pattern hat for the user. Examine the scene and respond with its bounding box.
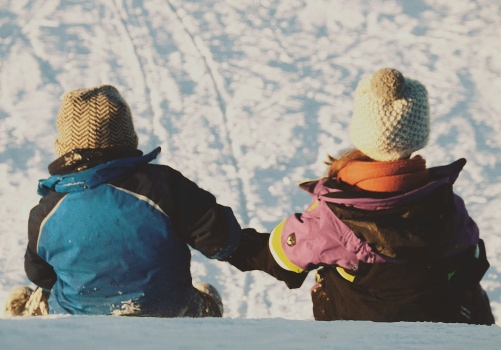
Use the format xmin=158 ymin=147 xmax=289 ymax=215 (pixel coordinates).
xmin=55 ymin=85 xmax=138 ymax=156
xmin=350 ymin=68 xmax=430 ymax=161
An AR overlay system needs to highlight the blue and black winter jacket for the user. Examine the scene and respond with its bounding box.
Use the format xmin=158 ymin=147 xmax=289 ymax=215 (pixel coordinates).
xmin=25 ymin=147 xmax=241 ymax=316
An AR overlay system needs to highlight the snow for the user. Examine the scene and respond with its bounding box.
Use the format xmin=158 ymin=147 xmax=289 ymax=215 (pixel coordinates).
xmin=2 ymin=317 xmax=501 ymax=350
xmin=1 ymin=0 xmax=501 ymax=348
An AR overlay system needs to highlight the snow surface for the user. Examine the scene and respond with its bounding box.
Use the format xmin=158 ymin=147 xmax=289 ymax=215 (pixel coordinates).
xmin=2 ymin=317 xmax=501 ymax=350
xmin=1 ymin=0 xmax=501 ymax=348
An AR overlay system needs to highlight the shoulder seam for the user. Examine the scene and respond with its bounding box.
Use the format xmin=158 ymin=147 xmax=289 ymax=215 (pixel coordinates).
xmin=37 ymin=195 xmax=68 ymax=254
xmin=106 ymin=184 xmax=169 ymax=218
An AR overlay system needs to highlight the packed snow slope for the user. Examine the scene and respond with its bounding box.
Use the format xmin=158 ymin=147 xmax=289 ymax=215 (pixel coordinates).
xmin=1 ymin=317 xmax=501 ymax=350
xmin=1 ymin=0 xmax=501 ymax=347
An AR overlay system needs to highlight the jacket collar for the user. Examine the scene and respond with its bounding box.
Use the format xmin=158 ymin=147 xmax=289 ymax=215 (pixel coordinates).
xmin=38 ymin=147 xmax=161 ymax=196
xmin=48 ymin=147 xmax=144 ymax=175
xmin=299 ymin=158 xmax=467 ymax=210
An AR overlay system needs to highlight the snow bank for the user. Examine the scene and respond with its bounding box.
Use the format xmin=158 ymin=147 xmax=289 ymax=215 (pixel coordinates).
xmin=1 ymin=316 xmax=500 ymax=350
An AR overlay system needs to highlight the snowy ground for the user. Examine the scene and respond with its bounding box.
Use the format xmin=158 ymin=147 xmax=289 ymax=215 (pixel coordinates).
xmin=1 ymin=0 xmax=501 ymax=348
xmin=2 ymin=316 xmax=501 ymax=350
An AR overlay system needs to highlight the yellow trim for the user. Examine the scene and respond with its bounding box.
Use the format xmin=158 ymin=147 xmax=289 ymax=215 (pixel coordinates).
xmin=298 ymin=177 xmax=327 ymax=186
xmin=269 ymin=219 xmax=304 ymax=273
xmin=307 ymin=199 xmax=319 ymax=212
xmin=336 ymin=267 xmax=355 ymax=282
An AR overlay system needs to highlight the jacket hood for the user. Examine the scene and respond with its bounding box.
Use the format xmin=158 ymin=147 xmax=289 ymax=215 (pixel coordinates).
xmin=300 ymin=158 xmax=467 ymax=210
xmin=298 ymin=159 xmax=475 ymax=261
xmin=38 ymin=147 xmax=161 ymax=196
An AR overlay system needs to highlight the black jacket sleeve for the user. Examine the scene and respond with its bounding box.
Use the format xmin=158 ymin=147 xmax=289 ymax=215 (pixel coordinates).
xmin=154 ymin=165 xmax=241 ymax=259
xmin=114 ymin=164 xmax=241 ymax=259
xmin=223 ymin=228 xmax=308 ymax=289
xmin=25 ymin=247 xmax=56 ymax=290
xmin=25 ymin=193 xmax=63 ymax=290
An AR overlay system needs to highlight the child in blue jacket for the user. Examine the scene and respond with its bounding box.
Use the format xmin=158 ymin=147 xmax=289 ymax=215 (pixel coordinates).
xmin=4 ymin=85 xmax=240 ymax=317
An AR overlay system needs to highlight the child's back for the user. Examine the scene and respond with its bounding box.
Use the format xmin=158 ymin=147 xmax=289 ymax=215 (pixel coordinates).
xmin=7 ymin=85 xmax=238 ymax=317
xmin=226 ymin=68 xmax=495 ymax=324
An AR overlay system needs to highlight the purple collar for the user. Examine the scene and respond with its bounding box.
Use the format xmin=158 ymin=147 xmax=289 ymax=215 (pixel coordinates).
xmin=299 ymin=159 xmax=467 ymax=210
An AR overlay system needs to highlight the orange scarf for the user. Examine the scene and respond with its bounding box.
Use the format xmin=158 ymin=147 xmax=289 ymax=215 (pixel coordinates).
xmin=337 ymin=155 xmax=429 ymax=192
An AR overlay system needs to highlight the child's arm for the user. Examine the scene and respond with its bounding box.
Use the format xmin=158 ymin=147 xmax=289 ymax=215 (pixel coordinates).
xmin=151 ymin=165 xmax=242 ymax=260
xmin=222 ymin=228 xmax=308 ymax=289
xmin=24 ymin=247 xmax=56 ymax=290
xmin=25 ymin=196 xmax=60 ymax=290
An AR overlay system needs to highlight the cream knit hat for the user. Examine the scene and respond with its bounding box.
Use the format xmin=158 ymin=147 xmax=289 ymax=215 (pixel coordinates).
xmin=55 ymin=85 xmax=138 ymax=156
xmin=350 ymin=68 xmax=430 ymax=161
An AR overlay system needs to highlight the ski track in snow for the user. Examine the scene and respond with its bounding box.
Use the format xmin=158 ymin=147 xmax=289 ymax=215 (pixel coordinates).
xmin=165 ymin=0 xmax=251 ymax=226
xmin=1 ymin=0 xmax=501 ymax=325
xmin=111 ymin=0 xmax=167 ymax=150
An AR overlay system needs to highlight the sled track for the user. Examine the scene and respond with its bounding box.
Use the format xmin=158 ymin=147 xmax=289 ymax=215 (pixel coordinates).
xmin=111 ymin=0 xmax=171 ymax=154
xmin=165 ymin=0 xmax=251 ymax=225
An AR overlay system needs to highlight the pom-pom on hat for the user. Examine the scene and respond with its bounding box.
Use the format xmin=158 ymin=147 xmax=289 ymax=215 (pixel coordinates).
xmin=350 ymin=68 xmax=430 ymax=161
xmin=55 ymin=85 xmax=138 ymax=156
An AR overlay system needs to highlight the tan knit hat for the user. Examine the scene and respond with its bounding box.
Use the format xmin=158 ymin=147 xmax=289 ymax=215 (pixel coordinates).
xmin=349 ymin=68 xmax=430 ymax=161
xmin=55 ymin=85 xmax=138 ymax=156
